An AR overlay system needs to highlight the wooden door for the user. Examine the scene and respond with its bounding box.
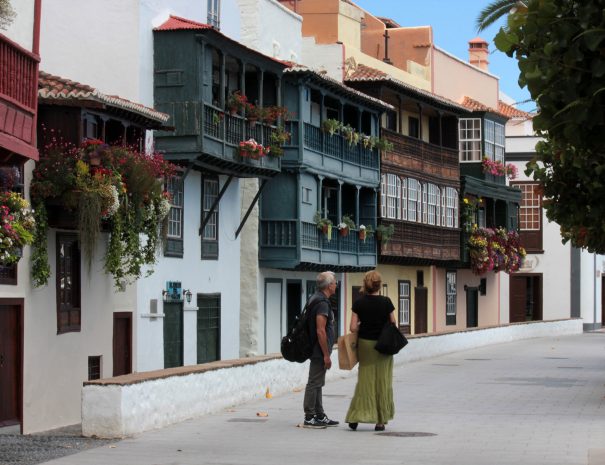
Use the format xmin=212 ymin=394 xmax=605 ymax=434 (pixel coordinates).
xmin=466 ymin=288 xmax=479 ymax=328
xmin=163 ymin=302 xmax=183 ymax=368
xmin=414 ymin=287 xmax=428 ymax=334
xmin=509 ymin=276 xmax=527 ymax=323
xmin=197 ymin=294 xmax=220 ymax=364
xmin=113 ymin=312 xmax=132 ymax=377
xmin=0 ymin=304 xmax=21 ymax=426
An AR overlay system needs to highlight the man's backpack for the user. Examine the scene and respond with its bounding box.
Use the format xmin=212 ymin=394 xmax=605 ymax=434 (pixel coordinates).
xmin=281 ymin=300 xmax=314 ymax=363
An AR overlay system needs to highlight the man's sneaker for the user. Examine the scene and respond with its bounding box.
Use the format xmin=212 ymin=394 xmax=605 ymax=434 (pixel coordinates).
xmin=315 ymin=414 xmax=339 ymax=427
xmin=303 ymin=416 xmax=327 ymax=429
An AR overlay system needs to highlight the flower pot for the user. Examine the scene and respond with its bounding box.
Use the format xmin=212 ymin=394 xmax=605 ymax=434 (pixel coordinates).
xmin=339 ymin=227 xmax=349 ymax=237
xmin=321 ymin=224 xmax=329 ymax=234
xmin=375 ymin=231 xmax=382 ymax=241
xmin=358 ymin=230 xmax=366 ymax=241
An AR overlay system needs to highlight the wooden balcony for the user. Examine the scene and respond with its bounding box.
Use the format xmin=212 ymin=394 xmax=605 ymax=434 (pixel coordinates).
xmin=382 ymin=129 xmax=458 ymax=182
xmin=155 ymin=103 xmax=281 ymax=178
xmin=380 ymin=220 xmax=460 ymax=264
xmin=259 ymin=220 xmax=377 ymax=271
xmin=282 ymin=121 xmax=380 ymax=185
xmin=0 ymin=33 xmax=39 ymax=160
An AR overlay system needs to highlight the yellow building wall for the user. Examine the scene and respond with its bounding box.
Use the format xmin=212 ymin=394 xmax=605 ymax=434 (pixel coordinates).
xmin=345 ymin=265 xmax=434 ymax=335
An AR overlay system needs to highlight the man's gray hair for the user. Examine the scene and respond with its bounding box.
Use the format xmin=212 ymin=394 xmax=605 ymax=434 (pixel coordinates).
xmin=316 ymin=271 xmax=336 ymax=290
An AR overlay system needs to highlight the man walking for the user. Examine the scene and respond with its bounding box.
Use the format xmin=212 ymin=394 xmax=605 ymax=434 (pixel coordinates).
xmin=303 ymin=271 xmax=339 ymax=428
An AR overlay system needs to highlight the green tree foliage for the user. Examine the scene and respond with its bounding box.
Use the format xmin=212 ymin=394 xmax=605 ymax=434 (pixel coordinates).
xmin=475 ymin=0 xmax=527 ymax=32
xmin=494 ymin=0 xmax=605 ymax=252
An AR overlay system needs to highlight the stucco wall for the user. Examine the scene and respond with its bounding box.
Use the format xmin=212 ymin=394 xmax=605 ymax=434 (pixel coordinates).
xmin=433 ymin=47 xmax=499 ymax=108
xmin=3 ymin=0 xmax=35 ymax=51
xmin=301 ymin=38 xmax=344 ymax=81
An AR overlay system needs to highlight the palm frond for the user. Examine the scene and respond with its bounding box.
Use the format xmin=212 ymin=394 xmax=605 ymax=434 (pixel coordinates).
xmin=476 ymin=0 xmax=526 ymax=32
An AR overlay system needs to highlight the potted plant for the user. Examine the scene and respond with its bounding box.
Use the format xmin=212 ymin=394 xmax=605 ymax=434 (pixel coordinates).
xmin=313 ymin=211 xmax=333 ymax=239
xmin=269 ymin=126 xmax=291 ymax=157
xmin=0 ymin=191 xmax=35 ymax=265
xmin=468 ymin=226 xmax=527 ymax=275
xmin=340 ymin=125 xmax=358 ymax=146
xmin=321 ymin=118 xmax=341 ymax=136
xmin=375 ymin=137 xmax=394 ymax=152
xmin=375 ymin=223 xmax=395 ymax=245
xmin=30 ymin=139 xmax=175 ymax=290
xmin=337 ymin=214 xmax=356 ymax=237
xmin=226 ymin=90 xmax=247 ymax=115
xmin=264 ymin=105 xmax=290 ymax=126
xmin=358 ymin=224 xmax=374 ymax=242
xmin=239 ymin=138 xmax=269 ymax=159
xmin=245 ymin=103 xmax=268 ymax=125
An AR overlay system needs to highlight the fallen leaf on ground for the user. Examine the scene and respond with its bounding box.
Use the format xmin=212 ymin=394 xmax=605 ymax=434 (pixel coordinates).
xmin=256 ymin=411 xmax=269 ymax=417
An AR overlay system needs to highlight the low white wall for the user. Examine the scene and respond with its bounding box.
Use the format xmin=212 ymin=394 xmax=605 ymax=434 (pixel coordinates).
xmin=82 ymin=319 xmax=582 ymax=438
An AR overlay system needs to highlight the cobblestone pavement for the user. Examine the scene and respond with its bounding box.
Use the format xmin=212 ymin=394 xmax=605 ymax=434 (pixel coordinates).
xmin=0 ymin=424 xmax=117 ymax=465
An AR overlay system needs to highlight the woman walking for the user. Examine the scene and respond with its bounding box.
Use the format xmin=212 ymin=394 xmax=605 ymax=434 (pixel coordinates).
xmin=345 ymin=270 xmax=396 ymax=431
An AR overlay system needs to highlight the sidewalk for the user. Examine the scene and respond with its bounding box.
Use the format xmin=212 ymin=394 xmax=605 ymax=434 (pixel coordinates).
xmin=41 ymin=332 xmax=605 ymax=465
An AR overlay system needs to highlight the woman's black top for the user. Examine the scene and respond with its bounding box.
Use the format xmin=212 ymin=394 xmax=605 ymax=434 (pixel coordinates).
xmin=352 ymin=294 xmax=395 ymax=340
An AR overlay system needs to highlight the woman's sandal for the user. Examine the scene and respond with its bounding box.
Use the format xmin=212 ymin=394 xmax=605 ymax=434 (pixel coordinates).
xmin=374 ymin=424 xmax=385 ymax=431
xmin=348 ymin=422 xmax=358 ymax=431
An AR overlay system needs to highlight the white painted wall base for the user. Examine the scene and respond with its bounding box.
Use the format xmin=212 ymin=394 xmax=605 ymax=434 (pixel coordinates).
xmin=82 ymin=319 xmax=582 ymax=438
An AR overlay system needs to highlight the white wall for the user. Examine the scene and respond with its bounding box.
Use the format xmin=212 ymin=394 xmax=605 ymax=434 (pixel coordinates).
xmin=302 ymin=38 xmax=344 ymax=81
xmin=25 ymin=230 xmax=130 ymax=434
xmin=237 ymin=0 xmax=301 ymax=61
xmin=2 ymin=0 xmax=35 ymax=51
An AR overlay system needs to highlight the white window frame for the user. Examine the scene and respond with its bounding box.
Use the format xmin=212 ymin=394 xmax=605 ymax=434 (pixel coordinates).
xmin=386 ymin=173 xmax=400 ymax=219
xmin=381 ymin=174 xmax=387 ymax=218
xmin=517 ymin=183 xmax=541 ymax=231
xmin=427 ymin=183 xmax=437 ymax=226
xmin=407 ymin=178 xmax=418 ymax=222
xmin=445 ymin=187 xmax=458 ymax=228
xmin=494 ymin=122 xmax=505 ymax=164
xmin=459 ymin=118 xmax=482 ymax=162
xmin=400 ymin=177 xmax=408 ymax=221
xmin=398 ymin=281 xmax=410 ymax=326
xmin=446 ymin=271 xmax=457 ymax=317
xmin=422 ymin=183 xmax=428 ymax=224
xmin=167 ymin=175 xmax=183 ymax=239
xmin=202 ymin=177 xmax=219 ymax=240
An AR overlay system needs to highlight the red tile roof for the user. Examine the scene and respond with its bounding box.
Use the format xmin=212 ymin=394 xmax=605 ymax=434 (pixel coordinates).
xmin=498 ymin=100 xmax=534 ymax=119
xmin=346 ymin=64 xmax=467 ymax=112
xmin=153 ymin=15 xmax=213 ymax=31
xmin=461 ymin=96 xmax=507 ymax=117
xmin=38 ymin=71 xmax=170 ymax=125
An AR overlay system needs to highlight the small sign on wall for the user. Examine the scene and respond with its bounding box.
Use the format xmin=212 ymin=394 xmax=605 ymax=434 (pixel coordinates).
xmin=165 ymin=281 xmax=182 ymax=302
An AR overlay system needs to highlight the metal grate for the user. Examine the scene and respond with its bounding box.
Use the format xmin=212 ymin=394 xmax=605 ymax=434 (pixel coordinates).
xmin=376 ymin=432 xmax=437 ymax=438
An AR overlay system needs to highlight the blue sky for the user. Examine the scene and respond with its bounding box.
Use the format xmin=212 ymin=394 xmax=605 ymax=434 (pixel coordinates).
xmin=352 ymin=0 xmax=534 ymax=111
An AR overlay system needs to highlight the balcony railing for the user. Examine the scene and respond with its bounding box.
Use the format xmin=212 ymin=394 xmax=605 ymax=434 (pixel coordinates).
xmin=0 ymin=33 xmax=39 ymax=160
xmin=0 ymin=34 xmax=38 ymax=111
xmin=382 ymin=129 xmax=458 ymax=181
xmin=460 ymin=162 xmax=506 ymax=186
xmin=198 ymin=103 xmax=281 ymax=175
xmin=301 ymin=122 xmax=379 ymax=170
xmin=259 ymin=219 xmax=377 ymax=269
xmin=380 ymin=220 xmax=460 ymax=262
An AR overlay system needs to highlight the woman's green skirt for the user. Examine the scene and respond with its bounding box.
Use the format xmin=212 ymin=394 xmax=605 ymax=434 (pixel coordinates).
xmin=345 ymin=337 xmax=394 ymax=425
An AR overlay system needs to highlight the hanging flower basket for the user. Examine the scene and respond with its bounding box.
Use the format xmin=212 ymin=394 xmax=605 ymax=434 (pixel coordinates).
xmin=239 ymin=139 xmax=269 ymax=159
xmin=468 ymin=226 xmax=527 ymax=275
xmin=0 ymin=192 xmax=35 ymax=266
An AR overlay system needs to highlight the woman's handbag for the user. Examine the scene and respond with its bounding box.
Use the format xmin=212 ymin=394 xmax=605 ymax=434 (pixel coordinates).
xmin=337 ymin=332 xmax=358 ymax=370
xmin=375 ymin=322 xmax=408 ymax=355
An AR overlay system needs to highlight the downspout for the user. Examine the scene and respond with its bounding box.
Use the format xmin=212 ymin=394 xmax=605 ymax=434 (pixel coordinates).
xmin=594 ymin=253 xmax=597 ymax=329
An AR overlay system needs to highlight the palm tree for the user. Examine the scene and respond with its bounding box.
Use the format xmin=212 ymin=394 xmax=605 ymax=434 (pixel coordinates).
xmin=475 ymin=0 xmax=528 ymax=32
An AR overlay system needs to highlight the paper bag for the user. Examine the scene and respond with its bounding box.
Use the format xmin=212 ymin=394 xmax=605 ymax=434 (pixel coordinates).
xmin=337 ymin=332 xmax=358 ymax=370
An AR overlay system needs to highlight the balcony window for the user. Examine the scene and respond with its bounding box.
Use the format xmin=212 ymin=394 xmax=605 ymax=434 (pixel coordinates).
xmin=398 ymin=280 xmax=411 ymax=327
xmin=512 ymin=182 xmax=542 ymax=252
xmin=408 ymin=116 xmax=419 ymax=139
xmin=427 ymin=183 xmax=438 ymax=226
xmin=484 ymin=119 xmax=505 ymax=164
xmin=422 ymin=183 xmax=428 ymax=223
xmin=459 ymin=118 xmax=482 ymax=161
xmin=407 ymin=178 xmax=419 ymax=222
xmin=445 ymin=187 xmax=458 ymax=228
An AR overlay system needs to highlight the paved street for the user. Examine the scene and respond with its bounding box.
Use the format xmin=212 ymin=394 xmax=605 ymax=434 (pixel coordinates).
xmin=38 ymin=332 xmax=605 ymax=465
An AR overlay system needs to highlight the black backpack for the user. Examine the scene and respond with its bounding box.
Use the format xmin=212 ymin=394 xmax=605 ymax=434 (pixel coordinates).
xmin=281 ymin=300 xmax=314 ymax=363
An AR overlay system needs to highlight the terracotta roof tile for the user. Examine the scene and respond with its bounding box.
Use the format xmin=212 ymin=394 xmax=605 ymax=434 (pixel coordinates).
xmin=346 ymin=63 xmax=467 ymax=112
xmin=38 ymin=71 xmax=170 ymax=125
xmin=498 ymin=100 xmax=534 ymax=119
xmin=461 ymin=96 xmax=507 ymax=118
xmin=153 ymin=15 xmax=213 ymax=31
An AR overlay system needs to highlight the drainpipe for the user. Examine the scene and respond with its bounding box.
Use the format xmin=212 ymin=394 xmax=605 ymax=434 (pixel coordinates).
xmin=594 ymin=253 xmax=597 ymax=330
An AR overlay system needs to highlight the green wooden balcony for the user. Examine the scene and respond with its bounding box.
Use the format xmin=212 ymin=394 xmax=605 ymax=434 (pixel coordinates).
xmin=282 ymin=121 xmax=380 ymax=185
xmin=259 ymin=220 xmax=377 ymax=271
xmin=155 ymin=103 xmax=281 ymax=178
xmin=460 ymin=162 xmax=506 ymax=185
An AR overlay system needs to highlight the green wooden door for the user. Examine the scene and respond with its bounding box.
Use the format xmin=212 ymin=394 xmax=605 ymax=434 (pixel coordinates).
xmin=163 ymin=302 xmax=183 ymax=368
xmin=197 ymin=294 xmax=220 ymax=364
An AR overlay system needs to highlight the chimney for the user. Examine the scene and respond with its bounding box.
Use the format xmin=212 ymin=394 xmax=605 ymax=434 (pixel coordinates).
xmin=468 ymin=37 xmax=489 ymax=71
